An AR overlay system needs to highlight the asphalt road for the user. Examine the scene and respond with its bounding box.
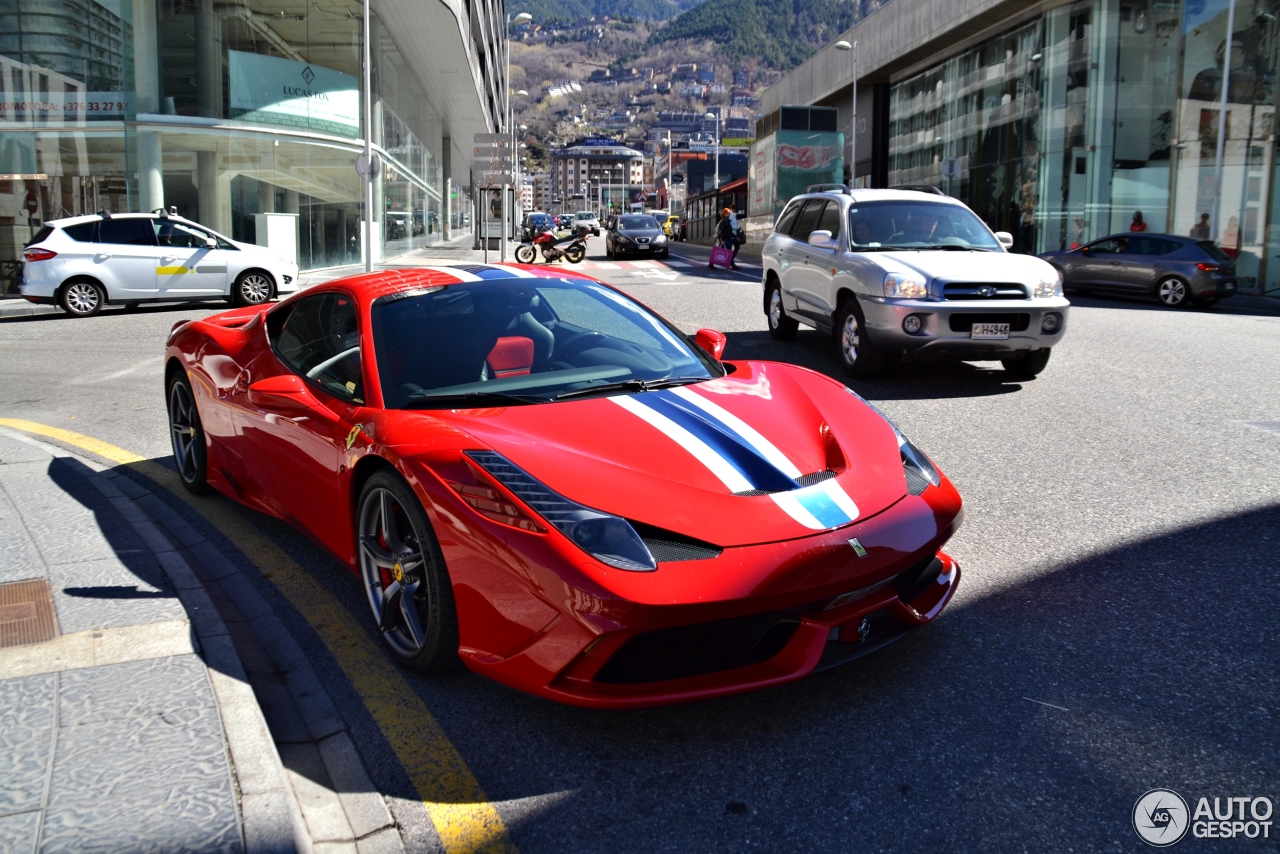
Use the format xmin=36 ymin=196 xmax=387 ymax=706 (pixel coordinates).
xmin=3 ymin=236 xmax=1279 ymax=851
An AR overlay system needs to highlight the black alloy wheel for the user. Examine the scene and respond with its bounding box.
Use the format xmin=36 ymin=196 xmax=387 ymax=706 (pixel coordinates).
xmin=167 ymin=375 xmax=213 ymax=494
xmin=357 ymin=470 xmax=459 ymax=672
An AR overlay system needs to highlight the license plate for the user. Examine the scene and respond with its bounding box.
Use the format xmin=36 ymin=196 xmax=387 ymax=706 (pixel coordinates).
xmin=971 ymin=322 xmax=1010 ymax=340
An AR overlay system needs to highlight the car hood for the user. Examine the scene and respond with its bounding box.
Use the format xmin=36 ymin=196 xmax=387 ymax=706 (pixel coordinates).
xmin=440 ymin=362 xmax=908 ymax=547
xmin=869 ymin=249 xmax=1053 ymax=284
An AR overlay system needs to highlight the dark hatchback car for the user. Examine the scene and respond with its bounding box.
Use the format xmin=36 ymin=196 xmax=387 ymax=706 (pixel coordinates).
xmin=521 ymin=212 xmax=556 ymax=240
xmin=605 ymin=214 xmax=669 ymax=260
xmin=1039 ymin=233 xmax=1237 ymax=308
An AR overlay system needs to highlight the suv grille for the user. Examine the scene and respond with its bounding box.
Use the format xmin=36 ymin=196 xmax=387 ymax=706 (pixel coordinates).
xmin=943 ymin=283 xmax=1028 ymax=300
xmin=594 ymin=613 xmax=800 ymax=684
xmin=949 ymin=313 xmax=1031 ymax=332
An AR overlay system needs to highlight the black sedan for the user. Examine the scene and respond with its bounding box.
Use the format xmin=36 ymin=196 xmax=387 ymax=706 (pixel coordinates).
xmin=605 ymin=214 xmax=669 ymax=260
xmin=1039 ymin=233 xmax=1237 ymax=308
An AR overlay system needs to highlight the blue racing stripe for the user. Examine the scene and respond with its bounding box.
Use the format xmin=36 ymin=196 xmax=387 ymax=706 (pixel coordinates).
xmin=793 ymin=487 xmax=852 ymax=528
xmin=452 ymin=265 xmax=522 ymax=280
xmin=637 ymin=390 xmax=798 ymax=493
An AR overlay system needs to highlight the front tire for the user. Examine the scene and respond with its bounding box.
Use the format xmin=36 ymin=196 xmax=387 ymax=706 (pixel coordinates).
xmin=835 ymin=298 xmax=886 ymax=378
xmin=564 ymin=244 xmax=586 ymax=264
xmin=1156 ymin=276 xmax=1191 ymax=307
xmin=357 ymin=470 xmax=460 ymax=673
xmin=167 ymin=374 xmax=213 ymax=494
xmin=766 ymin=282 xmax=798 ymax=340
xmin=1001 ymin=348 xmax=1052 ymax=379
xmin=515 ymin=244 xmax=537 ymax=264
xmin=60 ymin=280 xmax=105 ymax=317
xmin=232 ymin=270 xmax=274 ymax=307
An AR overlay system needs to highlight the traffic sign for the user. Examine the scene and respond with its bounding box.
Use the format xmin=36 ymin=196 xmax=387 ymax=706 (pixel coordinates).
xmin=472 ymin=144 xmax=511 ymax=157
xmin=473 ymin=158 xmax=513 ymax=169
xmin=473 ymin=133 xmax=508 ymax=142
xmin=477 ymin=171 xmax=513 ymax=185
xmin=355 ymin=152 xmax=381 ymax=179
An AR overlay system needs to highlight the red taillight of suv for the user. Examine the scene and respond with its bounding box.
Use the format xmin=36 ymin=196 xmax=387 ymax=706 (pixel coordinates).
xmin=23 ymin=248 xmax=57 ymax=262
xmin=1196 ymin=262 xmax=1219 ymax=272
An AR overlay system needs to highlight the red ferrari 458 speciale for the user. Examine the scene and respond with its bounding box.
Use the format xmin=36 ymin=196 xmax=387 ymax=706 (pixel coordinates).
xmin=164 ymin=264 xmax=962 ymax=708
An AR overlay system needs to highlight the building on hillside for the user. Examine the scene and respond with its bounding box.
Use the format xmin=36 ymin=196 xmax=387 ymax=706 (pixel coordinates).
xmin=530 ymin=173 xmax=554 ymax=212
xmin=755 ymin=0 xmax=1280 ymax=293
xmin=550 ymin=138 xmax=645 ymax=212
xmin=698 ymin=66 xmax=716 ymax=84
xmin=679 ymin=84 xmax=707 ymax=99
xmin=730 ymin=88 xmax=758 ymax=107
xmin=733 ymin=67 xmax=751 ymax=88
xmin=520 ymin=175 xmax=535 ymax=212
xmin=0 ymin=0 xmax=504 ymax=275
xmin=674 ymin=63 xmax=699 ymax=81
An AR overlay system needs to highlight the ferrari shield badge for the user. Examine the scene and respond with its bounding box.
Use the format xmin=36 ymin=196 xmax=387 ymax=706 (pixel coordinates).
xmin=848 ymin=538 xmax=868 ymax=558
xmin=345 ymin=424 xmax=368 ymax=450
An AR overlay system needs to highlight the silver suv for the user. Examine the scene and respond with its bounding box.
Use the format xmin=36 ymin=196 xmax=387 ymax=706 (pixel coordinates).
xmin=762 ymin=187 xmax=1069 ymax=378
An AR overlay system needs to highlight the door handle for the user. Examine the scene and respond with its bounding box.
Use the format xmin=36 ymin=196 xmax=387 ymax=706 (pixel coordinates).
xmin=95 ymin=253 xmax=111 ymax=260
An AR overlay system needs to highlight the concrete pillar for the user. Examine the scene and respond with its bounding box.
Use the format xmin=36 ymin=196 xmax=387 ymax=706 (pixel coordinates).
xmin=197 ymin=151 xmax=229 ymax=233
xmin=133 ymin=0 xmax=163 ymax=212
xmin=281 ymin=190 xmax=299 ymax=214
xmin=310 ymin=203 xmax=326 ymax=268
xmin=368 ymin=23 xmax=383 ymax=262
xmin=442 ymin=136 xmax=452 ymax=241
xmin=257 ymin=180 xmax=275 ymax=214
xmin=194 ymin=0 xmax=223 ymax=119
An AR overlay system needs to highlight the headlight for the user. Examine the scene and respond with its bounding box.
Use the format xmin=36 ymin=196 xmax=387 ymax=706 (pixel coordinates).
xmin=844 ymin=388 xmax=940 ymax=494
xmin=1033 ymin=268 xmax=1063 ymax=298
xmin=465 ymin=451 xmax=657 ymax=571
xmin=883 ymin=271 xmax=929 ymax=299
xmin=655 ymin=234 xmax=667 ymax=243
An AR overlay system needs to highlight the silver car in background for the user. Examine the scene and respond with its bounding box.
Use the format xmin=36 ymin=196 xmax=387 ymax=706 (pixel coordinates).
xmin=761 ymin=187 xmax=1070 ymax=378
xmin=1038 ymin=233 xmax=1238 ymax=308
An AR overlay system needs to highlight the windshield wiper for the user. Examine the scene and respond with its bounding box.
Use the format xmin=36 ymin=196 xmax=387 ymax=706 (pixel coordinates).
xmin=916 ymin=244 xmax=992 ymax=251
xmin=404 ymin=391 xmax=546 ymax=409
xmin=554 ymin=376 xmax=706 ymax=400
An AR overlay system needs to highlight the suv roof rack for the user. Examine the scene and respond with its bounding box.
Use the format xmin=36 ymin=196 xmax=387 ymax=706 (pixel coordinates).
xmin=804 ymin=183 xmax=852 ymax=195
xmin=891 ymin=184 xmax=947 ymax=196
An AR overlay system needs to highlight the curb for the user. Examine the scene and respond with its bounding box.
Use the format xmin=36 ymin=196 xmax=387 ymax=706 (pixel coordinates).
xmin=0 ymin=427 xmax=308 ymax=853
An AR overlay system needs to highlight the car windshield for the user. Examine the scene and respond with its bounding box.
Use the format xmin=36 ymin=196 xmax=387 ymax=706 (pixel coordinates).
xmin=619 ymin=215 xmax=659 ymax=229
xmin=575 ymin=212 xmax=594 ymax=220
xmin=372 ymin=278 xmax=722 ymax=409
xmin=847 ymin=201 xmax=1001 ymax=251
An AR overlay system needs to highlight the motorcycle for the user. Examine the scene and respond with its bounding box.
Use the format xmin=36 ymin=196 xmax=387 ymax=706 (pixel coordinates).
xmin=515 ymin=228 xmax=587 ymax=264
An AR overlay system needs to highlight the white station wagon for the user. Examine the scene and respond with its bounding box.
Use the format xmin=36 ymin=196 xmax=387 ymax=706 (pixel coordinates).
xmin=762 ymin=187 xmax=1070 ymax=378
xmin=21 ymin=211 xmax=299 ymax=317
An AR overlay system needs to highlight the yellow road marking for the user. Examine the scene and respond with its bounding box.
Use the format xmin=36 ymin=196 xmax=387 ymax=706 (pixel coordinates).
xmin=0 ymin=420 xmax=515 ymax=854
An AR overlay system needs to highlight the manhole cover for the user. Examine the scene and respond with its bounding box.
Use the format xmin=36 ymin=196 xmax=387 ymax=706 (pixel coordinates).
xmin=0 ymin=579 xmax=59 ymax=649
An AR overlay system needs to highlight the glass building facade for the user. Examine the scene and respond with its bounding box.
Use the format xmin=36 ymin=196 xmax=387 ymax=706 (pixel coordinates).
xmin=0 ymin=0 xmax=493 ymax=280
xmin=888 ymin=0 xmax=1279 ymax=293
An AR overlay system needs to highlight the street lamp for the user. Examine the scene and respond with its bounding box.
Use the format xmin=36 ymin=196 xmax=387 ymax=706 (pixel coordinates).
xmin=501 ymin=12 xmax=532 ymax=261
xmin=835 ymin=39 xmax=857 ymax=187
xmin=704 ymin=111 xmax=719 ymax=194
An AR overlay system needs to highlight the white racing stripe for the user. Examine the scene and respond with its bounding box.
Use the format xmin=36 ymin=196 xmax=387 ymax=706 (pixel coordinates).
xmin=610 ymin=395 xmax=753 ymax=494
xmin=669 ymin=387 xmax=802 ymax=478
xmin=413 ymin=265 xmax=482 ymax=282
xmin=768 ymin=492 xmax=825 ymax=529
xmin=485 ymin=263 xmax=537 ymax=278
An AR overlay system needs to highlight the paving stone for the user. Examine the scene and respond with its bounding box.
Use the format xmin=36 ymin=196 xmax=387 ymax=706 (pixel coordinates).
xmin=205 ymin=668 xmax=288 ymax=797
xmin=247 ymin=613 xmax=309 ymax=675
xmin=47 ymin=558 xmax=184 ymax=635
xmin=217 ymin=573 xmax=274 ymax=621
xmin=134 ymin=493 xmax=206 ymax=548
xmin=354 ymin=827 xmax=406 ymax=854
xmin=0 ymin=464 xmax=125 ymax=568
xmin=0 ymin=434 xmax=52 ymax=465
xmin=0 ymin=489 xmax=44 ymax=585
xmin=313 ymin=843 xmax=357 ymax=854
xmin=317 ymin=733 xmax=395 ymax=839
xmin=225 ymin=622 xmax=280 ymax=676
xmin=58 ymin=655 xmax=212 ymax=726
xmin=100 ymin=471 xmax=150 ymax=500
xmin=48 ymin=704 xmax=231 ymax=806
xmin=280 ymin=743 xmax=355 ymax=843
xmin=241 ymin=789 xmax=302 ymax=854
xmin=283 ymin=664 xmax=347 ymax=742
xmin=177 ymin=586 xmax=231 ymax=638
xmin=187 ymin=541 xmax=242 ymax=581
xmin=0 ymin=809 xmax=42 ymax=854
xmin=249 ymin=672 xmax=313 ymax=745
xmin=154 ymin=549 xmax=205 ymax=591
xmin=39 ymin=781 xmax=241 ymax=854
xmin=0 ymin=674 xmax=55 ymax=814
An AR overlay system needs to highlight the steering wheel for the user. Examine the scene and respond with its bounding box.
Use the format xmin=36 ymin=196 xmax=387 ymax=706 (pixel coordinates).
xmin=306 ymin=346 xmax=359 ymax=379
xmin=555 ymin=331 xmax=608 ymax=361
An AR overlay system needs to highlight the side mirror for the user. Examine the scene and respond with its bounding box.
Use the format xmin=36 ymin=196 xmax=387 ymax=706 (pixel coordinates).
xmin=205 ymin=237 xmax=217 ymax=249
xmin=1080 ymin=246 xmax=1091 ymax=255
xmin=995 ymin=231 xmax=1014 ymax=248
xmin=694 ymin=328 xmax=727 ymax=361
xmin=247 ymin=374 xmax=340 ymax=423
xmin=807 ymin=230 xmax=837 ymax=249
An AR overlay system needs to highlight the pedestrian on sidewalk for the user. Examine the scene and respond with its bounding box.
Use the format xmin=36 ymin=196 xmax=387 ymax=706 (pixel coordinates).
xmin=709 ymin=207 xmax=739 ymax=271
xmin=1129 ymin=211 xmax=1148 ymax=233
xmin=728 ymin=208 xmax=745 ymax=266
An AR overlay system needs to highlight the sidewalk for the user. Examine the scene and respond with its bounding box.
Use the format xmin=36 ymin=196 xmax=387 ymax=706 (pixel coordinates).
xmin=0 ymin=429 xmax=301 ymax=852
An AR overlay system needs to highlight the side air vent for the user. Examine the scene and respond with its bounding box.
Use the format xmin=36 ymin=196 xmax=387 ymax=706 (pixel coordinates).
xmin=631 ymin=522 xmax=722 ymax=562
xmin=734 ymin=471 xmax=837 ymax=496
xmin=904 ymin=464 xmax=931 ymax=496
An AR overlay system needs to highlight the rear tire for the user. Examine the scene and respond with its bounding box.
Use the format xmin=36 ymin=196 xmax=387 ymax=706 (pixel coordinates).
xmin=1001 ymin=348 xmax=1052 ymax=379
xmin=357 ymin=470 xmax=460 ymax=673
xmin=564 ymin=244 xmax=586 ymax=264
xmin=515 ymin=244 xmax=536 ymax=264
xmin=59 ymin=280 xmax=105 ymax=317
xmin=167 ymin=374 xmax=214 ymax=494
xmin=1155 ymin=276 xmax=1191 ymax=307
xmin=232 ymin=270 xmax=274 ymax=307
xmin=766 ymin=282 xmax=798 ymax=340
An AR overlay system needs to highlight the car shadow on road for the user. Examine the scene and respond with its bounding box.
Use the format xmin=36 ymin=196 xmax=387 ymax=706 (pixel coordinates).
xmin=724 ymin=329 xmax=1026 ymax=400
xmin=1066 ymin=292 xmax=1280 ymax=317
xmin=0 ymin=302 xmax=226 ymax=324
xmin=470 ymin=502 xmax=1280 ymax=849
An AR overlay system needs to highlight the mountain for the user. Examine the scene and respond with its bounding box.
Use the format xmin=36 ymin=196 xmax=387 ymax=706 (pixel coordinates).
xmin=510 ymin=0 xmax=707 ymax=23
xmin=648 ymin=0 xmax=857 ymax=67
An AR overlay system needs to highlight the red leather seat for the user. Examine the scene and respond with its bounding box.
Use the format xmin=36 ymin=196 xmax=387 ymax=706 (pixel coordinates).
xmin=487 ymin=336 xmax=535 ymax=378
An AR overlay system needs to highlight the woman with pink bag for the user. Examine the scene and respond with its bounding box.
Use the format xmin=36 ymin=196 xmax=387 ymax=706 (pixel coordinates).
xmin=708 ymin=207 xmax=739 ymax=271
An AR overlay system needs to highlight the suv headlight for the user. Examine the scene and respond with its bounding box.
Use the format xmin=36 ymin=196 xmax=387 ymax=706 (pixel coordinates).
xmin=465 ymin=451 xmax=657 ymax=571
xmin=1033 ymin=268 xmax=1063 ymax=298
xmin=884 ymin=271 xmax=929 ymax=299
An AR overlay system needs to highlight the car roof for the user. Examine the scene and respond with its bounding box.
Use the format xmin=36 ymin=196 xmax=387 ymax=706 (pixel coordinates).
xmin=45 ymin=212 xmax=159 ymax=228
